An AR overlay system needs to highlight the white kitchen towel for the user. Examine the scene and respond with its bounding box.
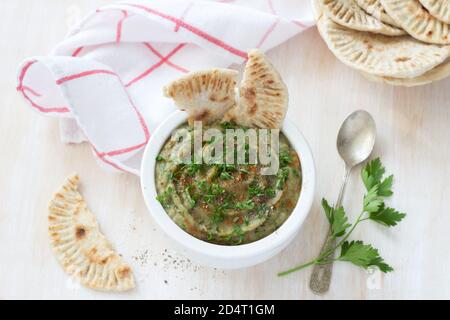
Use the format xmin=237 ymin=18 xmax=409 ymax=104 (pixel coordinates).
xmin=16 ymin=0 xmax=314 ymax=175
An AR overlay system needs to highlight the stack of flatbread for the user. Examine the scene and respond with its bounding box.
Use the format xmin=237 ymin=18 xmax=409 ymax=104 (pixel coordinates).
xmin=313 ymin=0 xmax=450 ymax=86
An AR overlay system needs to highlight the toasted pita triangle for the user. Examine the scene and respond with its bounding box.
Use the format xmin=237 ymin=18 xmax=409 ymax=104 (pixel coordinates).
xmin=48 ymin=174 xmax=135 ymax=292
xmin=419 ymin=0 xmax=450 ymax=24
xmin=320 ymin=0 xmax=405 ymax=36
xmin=381 ymin=0 xmax=450 ymax=44
xmin=164 ymin=69 xmax=238 ymax=124
xmin=224 ymin=49 xmax=288 ymax=129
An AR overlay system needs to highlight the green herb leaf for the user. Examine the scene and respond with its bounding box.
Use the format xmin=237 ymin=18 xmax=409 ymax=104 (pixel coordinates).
xmin=166 ymin=172 xmax=175 ymax=181
xmin=210 ymin=210 xmax=225 ymax=224
xmin=196 ymin=180 xmax=208 ymax=192
xmin=275 ymin=167 xmax=290 ymax=190
xmin=232 ymin=225 xmax=244 ymax=244
xmin=377 ymin=175 xmax=394 ymax=197
xmin=156 ymin=186 xmax=173 ymax=208
xmin=265 ymin=187 xmax=276 ymax=198
xmin=156 ymin=155 xmax=165 ymax=161
xmin=321 ymin=199 xmax=351 ymax=237
xmin=363 ymin=185 xmax=384 ymax=213
xmin=361 ymin=158 xmax=385 ymax=191
xmin=186 ymin=163 xmax=201 ymax=176
xmin=184 ymin=188 xmax=196 ymax=209
xmin=206 ymin=136 xmax=216 ymax=144
xmin=256 ymin=203 xmax=270 ymax=216
xmin=240 ymin=168 xmax=250 ymax=174
xmin=369 ymin=204 xmax=406 ymax=227
xmin=278 ymin=157 xmax=402 ymax=278
xmin=338 ymin=241 xmax=393 ymax=273
xmin=279 ymin=150 xmax=293 ymax=167
xmin=322 ymin=198 xmax=333 ymax=225
xmin=211 ymin=183 xmax=225 ymax=195
xmin=248 ymin=184 xmax=264 ymax=198
xmin=220 ymin=121 xmax=235 ymax=130
xmin=235 ymin=200 xmax=255 ymax=210
xmin=220 ymin=171 xmax=233 ymax=180
xmin=331 ymin=207 xmax=351 ymax=237
xmin=368 ymin=256 xmax=394 ymax=273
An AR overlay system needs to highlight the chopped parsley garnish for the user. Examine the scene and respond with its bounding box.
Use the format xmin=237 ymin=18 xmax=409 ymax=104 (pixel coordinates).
xmin=231 ymin=225 xmax=244 ymax=244
xmin=196 ymin=180 xmax=208 ymax=192
xmin=202 ymin=183 xmax=225 ymax=204
xmin=166 ymin=172 xmax=174 ymax=181
xmin=220 ymin=171 xmax=233 ymax=180
xmin=235 ymin=199 xmax=255 ymax=210
xmin=186 ymin=163 xmax=201 ymax=176
xmin=256 ymin=203 xmax=269 ymax=213
xmin=156 ymin=155 xmax=165 ymax=161
xmin=210 ymin=210 xmax=225 ymax=224
xmin=240 ymin=167 xmax=250 ymax=174
xmin=156 ymin=186 xmax=173 ymax=208
xmin=206 ymin=136 xmax=216 ymax=144
xmin=248 ymin=184 xmax=264 ymax=198
xmin=265 ymin=187 xmax=276 ymax=198
xmin=216 ymin=163 xmax=236 ymax=172
xmin=220 ymin=121 xmax=236 ymax=130
xmin=279 ymin=150 xmax=293 ymax=167
xmin=184 ymin=187 xmax=196 ymax=209
xmin=275 ymin=167 xmax=290 ymax=190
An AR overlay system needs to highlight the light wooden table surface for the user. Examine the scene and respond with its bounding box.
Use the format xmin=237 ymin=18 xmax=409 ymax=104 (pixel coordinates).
xmin=1 ymin=0 xmax=449 ymax=300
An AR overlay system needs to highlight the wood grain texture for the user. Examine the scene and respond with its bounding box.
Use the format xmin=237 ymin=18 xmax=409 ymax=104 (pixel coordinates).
xmin=0 ymin=0 xmax=449 ymax=299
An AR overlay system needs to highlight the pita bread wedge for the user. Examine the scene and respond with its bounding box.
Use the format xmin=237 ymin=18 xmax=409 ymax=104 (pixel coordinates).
xmin=381 ymin=0 xmax=450 ymax=44
xmin=318 ymin=15 xmax=450 ymax=77
xmin=355 ymin=0 xmax=401 ymax=27
xmin=164 ymin=69 xmax=238 ymax=124
xmin=48 ymin=174 xmax=135 ymax=292
xmin=224 ymin=49 xmax=288 ymax=129
xmin=361 ymin=57 xmax=450 ymax=86
xmin=419 ymin=0 xmax=450 ymax=24
xmin=320 ymin=0 xmax=405 ymax=36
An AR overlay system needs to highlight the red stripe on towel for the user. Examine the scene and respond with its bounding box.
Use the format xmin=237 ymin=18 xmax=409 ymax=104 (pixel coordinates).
xmin=56 ymin=69 xmax=117 ymax=85
xmin=126 ymin=4 xmax=247 ymax=59
xmin=116 ymin=10 xmax=129 ymax=42
xmin=17 ymin=60 xmax=69 ymax=113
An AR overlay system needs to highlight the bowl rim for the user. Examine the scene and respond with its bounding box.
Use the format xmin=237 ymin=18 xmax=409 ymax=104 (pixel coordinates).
xmin=140 ymin=111 xmax=315 ymax=260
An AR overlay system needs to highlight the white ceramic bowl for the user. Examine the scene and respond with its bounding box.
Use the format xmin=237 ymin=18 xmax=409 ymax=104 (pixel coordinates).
xmin=140 ymin=111 xmax=315 ymax=269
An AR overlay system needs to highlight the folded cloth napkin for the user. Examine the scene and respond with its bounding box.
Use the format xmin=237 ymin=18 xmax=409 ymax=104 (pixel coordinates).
xmin=16 ymin=0 xmax=314 ymax=175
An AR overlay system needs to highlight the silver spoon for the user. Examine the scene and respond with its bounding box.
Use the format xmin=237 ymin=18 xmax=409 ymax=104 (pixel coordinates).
xmin=309 ymin=110 xmax=377 ymax=295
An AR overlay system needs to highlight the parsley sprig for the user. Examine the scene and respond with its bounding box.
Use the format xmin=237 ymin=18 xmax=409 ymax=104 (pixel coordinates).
xmin=278 ymin=158 xmax=405 ymax=277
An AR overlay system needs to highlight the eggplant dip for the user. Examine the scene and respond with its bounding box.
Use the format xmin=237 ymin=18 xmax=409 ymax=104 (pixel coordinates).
xmin=155 ymin=121 xmax=302 ymax=245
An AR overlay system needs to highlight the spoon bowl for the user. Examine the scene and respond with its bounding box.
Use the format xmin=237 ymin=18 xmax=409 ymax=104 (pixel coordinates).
xmin=337 ymin=110 xmax=377 ymax=168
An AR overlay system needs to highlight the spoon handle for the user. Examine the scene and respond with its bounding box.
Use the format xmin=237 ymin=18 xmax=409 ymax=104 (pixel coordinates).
xmin=309 ymin=166 xmax=351 ymax=295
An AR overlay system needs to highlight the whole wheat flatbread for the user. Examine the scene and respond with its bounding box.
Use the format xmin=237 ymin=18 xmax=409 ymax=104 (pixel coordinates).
xmin=381 ymin=0 xmax=450 ymax=44
xmin=355 ymin=0 xmax=401 ymax=27
xmin=318 ymin=15 xmax=450 ymax=78
xmin=48 ymin=174 xmax=135 ymax=292
xmin=361 ymin=58 xmax=450 ymax=86
xmin=320 ymin=0 xmax=405 ymax=36
xmin=419 ymin=0 xmax=450 ymax=24
xmin=164 ymin=69 xmax=238 ymax=125
xmin=224 ymin=49 xmax=288 ymax=129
